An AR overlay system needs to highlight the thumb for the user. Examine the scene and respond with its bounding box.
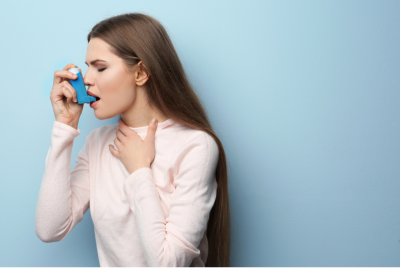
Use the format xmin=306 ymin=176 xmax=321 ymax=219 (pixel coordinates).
xmin=146 ymin=118 xmax=158 ymax=143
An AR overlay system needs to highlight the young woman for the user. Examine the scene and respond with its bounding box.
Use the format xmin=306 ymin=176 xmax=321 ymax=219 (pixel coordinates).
xmin=35 ymin=13 xmax=230 ymax=267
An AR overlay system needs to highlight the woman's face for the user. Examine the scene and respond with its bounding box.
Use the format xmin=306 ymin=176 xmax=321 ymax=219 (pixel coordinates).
xmin=83 ymin=37 xmax=138 ymax=120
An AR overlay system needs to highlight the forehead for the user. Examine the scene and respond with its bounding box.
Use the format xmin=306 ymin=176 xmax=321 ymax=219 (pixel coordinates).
xmin=86 ymin=37 xmax=115 ymax=61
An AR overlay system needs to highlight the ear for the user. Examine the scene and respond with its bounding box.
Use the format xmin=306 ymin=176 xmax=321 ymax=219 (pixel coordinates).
xmin=135 ymin=61 xmax=150 ymax=86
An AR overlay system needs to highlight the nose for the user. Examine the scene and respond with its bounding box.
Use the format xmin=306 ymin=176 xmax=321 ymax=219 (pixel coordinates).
xmin=83 ymin=71 xmax=94 ymax=89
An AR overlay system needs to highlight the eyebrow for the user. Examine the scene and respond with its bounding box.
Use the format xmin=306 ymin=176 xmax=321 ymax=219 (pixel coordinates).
xmin=85 ymin=59 xmax=107 ymax=66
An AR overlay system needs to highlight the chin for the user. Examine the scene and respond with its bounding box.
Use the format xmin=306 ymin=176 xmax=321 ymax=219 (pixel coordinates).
xmin=93 ymin=109 xmax=120 ymax=121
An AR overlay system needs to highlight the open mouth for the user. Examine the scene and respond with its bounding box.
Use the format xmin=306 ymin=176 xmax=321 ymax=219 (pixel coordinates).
xmin=87 ymin=90 xmax=100 ymax=100
xmin=87 ymin=91 xmax=100 ymax=107
xmin=90 ymin=97 xmax=100 ymax=103
xmin=90 ymin=97 xmax=100 ymax=108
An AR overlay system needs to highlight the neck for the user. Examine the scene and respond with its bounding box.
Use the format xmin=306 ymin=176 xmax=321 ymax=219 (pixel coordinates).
xmin=120 ymin=96 xmax=168 ymax=128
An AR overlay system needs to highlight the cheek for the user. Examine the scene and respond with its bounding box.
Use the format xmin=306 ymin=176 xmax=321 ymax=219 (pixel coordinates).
xmin=100 ymin=76 xmax=136 ymax=110
xmin=100 ymin=70 xmax=133 ymax=101
xmin=107 ymin=89 xmax=135 ymax=106
xmin=95 ymin=90 xmax=134 ymax=120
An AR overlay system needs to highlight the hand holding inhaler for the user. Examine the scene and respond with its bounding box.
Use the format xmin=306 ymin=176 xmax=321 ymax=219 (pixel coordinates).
xmin=50 ymin=63 xmax=90 ymax=130
xmin=67 ymin=67 xmax=97 ymax=104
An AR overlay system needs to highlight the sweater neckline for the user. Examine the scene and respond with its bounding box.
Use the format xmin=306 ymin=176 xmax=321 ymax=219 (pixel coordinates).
xmin=127 ymin=118 xmax=175 ymax=133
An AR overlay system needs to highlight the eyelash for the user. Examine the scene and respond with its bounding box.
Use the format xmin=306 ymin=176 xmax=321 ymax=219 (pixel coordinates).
xmin=98 ymin=68 xmax=106 ymax=72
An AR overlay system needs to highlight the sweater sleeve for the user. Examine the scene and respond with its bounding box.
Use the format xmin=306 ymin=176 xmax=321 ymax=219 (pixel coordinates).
xmin=123 ymin=132 xmax=219 ymax=267
xmin=35 ymin=121 xmax=91 ymax=243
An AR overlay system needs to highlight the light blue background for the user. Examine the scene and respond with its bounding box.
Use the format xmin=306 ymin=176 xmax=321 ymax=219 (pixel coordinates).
xmin=0 ymin=0 xmax=399 ymax=266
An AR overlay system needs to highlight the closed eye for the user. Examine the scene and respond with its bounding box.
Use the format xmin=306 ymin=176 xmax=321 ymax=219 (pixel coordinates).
xmin=98 ymin=68 xmax=106 ymax=72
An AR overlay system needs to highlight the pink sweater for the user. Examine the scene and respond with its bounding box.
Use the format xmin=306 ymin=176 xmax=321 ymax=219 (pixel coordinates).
xmin=35 ymin=118 xmax=219 ymax=267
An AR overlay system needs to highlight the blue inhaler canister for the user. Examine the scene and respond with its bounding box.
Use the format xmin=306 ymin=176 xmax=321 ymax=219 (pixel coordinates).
xmin=67 ymin=67 xmax=97 ymax=104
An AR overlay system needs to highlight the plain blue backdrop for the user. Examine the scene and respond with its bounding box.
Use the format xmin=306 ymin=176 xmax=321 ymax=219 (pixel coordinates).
xmin=0 ymin=0 xmax=399 ymax=266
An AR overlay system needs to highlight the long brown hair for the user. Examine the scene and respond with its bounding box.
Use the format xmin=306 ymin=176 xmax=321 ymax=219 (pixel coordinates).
xmin=87 ymin=13 xmax=231 ymax=266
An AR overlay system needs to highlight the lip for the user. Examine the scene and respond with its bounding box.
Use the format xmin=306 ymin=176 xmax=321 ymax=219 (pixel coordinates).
xmin=87 ymin=91 xmax=100 ymax=98
xmin=90 ymin=100 xmax=99 ymax=108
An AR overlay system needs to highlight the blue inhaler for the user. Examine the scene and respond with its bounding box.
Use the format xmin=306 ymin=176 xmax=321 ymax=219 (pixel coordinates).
xmin=67 ymin=67 xmax=97 ymax=104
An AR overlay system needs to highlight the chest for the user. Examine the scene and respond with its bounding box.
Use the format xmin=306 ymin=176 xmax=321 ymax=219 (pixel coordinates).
xmin=90 ymin=139 xmax=177 ymax=223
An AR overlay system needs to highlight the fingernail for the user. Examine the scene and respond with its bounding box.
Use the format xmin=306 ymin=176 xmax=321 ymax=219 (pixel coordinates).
xmin=151 ymin=118 xmax=157 ymax=125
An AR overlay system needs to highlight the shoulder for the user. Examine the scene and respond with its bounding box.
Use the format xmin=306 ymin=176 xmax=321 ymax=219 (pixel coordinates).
xmin=180 ymin=129 xmax=220 ymax=160
xmin=171 ymin=129 xmax=220 ymax=185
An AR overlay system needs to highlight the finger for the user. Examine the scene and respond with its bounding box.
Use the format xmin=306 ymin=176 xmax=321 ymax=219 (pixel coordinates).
xmin=60 ymin=63 xmax=78 ymax=83
xmin=118 ymin=117 xmax=135 ymax=137
xmin=109 ymin=144 xmax=119 ymax=158
xmin=54 ymin=70 xmax=78 ymax=87
xmin=63 ymin=63 xmax=77 ymax=71
xmin=145 ymin=118 xmax=158 ymax=144
xmin=61 ymin=87 xmax=74 ymax=104
xmin=61 ymin=81 xmax=78 ymax=102
xmin=116 ymin=127 xmax=126 ymax=137
xmin=61 ymin=81 xmax=77 ymax=103
xmin=114 ymin=137 xmax=122 ymax=148
xmin=116 ymin=129 xmax=126 ymax=144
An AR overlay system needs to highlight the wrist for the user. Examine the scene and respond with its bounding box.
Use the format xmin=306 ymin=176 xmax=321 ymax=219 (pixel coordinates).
xmin=130 ymin=164 xmax=150 ymax=175
xmin=56 ymin=119 xmax=79 ymax=130
xmin=67 ymin=123 xmax=79 ymax=130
